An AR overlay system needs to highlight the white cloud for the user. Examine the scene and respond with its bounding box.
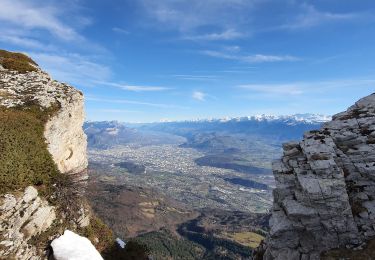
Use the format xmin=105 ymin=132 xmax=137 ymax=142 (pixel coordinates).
xmin=138 ymin=1 xmax=367 ymax=41
xmin=202 ymin=50 xmax=299 ymax=63
xmin=238 ymin=78 xmax=375 ymax=96
xmin=139 ymin=0 xmax=256 ymax=40
xmin=223 ymin=45 xmax=241 ymax=52
xmin=93 ymin=109 xmax=140 ymax=113
xmin=280 ymin=4 xmax=357 ymax=30
xmin=171 ymin=74 xmax=218 ymax=81
xmin=30 ymin=52 xmax=112 ymax=87
xmin=95 ymin=81 xmax=171 ymax=92
xmin=112 ymin=27 xmax=130 ymax=34
xmin=141 ymin=0 xmax=253 ymax=30
xmin=0 ymin=0 xmax=81 ymax=41
xmin=121 ymin=85 xmax=170 ymax=92
xmin=87 ymin=96 xmax=189 ymax=109
xmin=238 ymin=84 xmax=304 ymax=95
xmin=192 ymin=91 xmax=206 ymax=101
xmin=183 ymin=29 xmax=245 ymax=41
xmin=243 ymin=54 xmax=299 ymax=63
xmin=0 ymin=33 xmax=55 ymax=50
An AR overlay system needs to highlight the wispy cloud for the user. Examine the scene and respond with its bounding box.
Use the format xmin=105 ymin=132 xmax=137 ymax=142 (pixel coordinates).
xmin=238 ymin=78 xmax=375 ymax=96
xmin=171 ymin=74 xmax=218 ymax=81
xmin=87 ymin=97 xmax=189 ymax=109
xmin=139 ymin=0 xmax=255 ymax=41
xmin=92 ymin=109 xmax=140 ymax=113
xmin=192 ymin=91 xmax=207 ymax=101
xmin=238 ymin=84 xmax=304 ymax=95
xmin=0 ymin=0 xmax=109 ymax=55
xmin=202 ymin=50 xmax=300 ymax=63
xmin=95 ymin=81 xmax=171 ymax=92
xmin=0 ymin=0 xmax=82 ymax=41
xmin=121 ymin=85 xmax=170 ymax=92
xmin=137 ymin=1 xmax=368 ymax=42
xmin=0 ymin=33 xmax=56 ymax=51
xmin=30 ymin=52 xmax=112 ymax=87
xmin=280 ymin=4 xmax=357 ymax=30
xmin=112 ymin=27 xmax=130 ymax=35
xmin=183 ymin=29 xmax=245 ymax=41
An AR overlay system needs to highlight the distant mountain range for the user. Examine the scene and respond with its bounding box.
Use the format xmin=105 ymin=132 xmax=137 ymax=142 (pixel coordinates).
xmin=84 ymin=121 xmax=184 ymax=149
xmin=85 ymin=114 xmax=326 ymax=174
xmin=131 ymin=113 xmax=328 ymax=143
xmin=85 ymin=114 xmax=328 ymax=150
xmin=156 ymin=113 xmax=331 ymax=125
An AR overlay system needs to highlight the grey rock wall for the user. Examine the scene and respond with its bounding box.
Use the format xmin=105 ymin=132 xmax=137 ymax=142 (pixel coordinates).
xmin=0 ymin=187 xmax=56 ymax=259
xmin=263 ymin=93 xmax=375 ymax=260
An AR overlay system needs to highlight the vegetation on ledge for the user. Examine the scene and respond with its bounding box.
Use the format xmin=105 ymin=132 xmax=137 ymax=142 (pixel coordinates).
xmin=0 ymin=107 xmax=60 ymax=194
xmin=0 ymin=49 xmax=38 ymax=73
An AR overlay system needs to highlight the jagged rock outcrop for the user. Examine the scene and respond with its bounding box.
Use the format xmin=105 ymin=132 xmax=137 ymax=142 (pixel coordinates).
xmin=0 ymin=68 xmax=88 ymax=178
xmin=262 ymin=93 xmax=375 ymax=259
xmin=0 ymin=187 xmax=56 ymax=259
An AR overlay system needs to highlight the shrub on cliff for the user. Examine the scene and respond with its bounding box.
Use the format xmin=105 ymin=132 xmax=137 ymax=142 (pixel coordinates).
xmin=0 ymin=49 xmax=38 ymax=73
xmin=0 ymin=107 xmax=59 ymax=194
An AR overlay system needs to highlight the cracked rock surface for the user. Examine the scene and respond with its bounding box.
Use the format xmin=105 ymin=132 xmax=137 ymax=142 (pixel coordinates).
xmin=263 ymin=93 xmax=375 ymax=260
xmin=0 ymin=187 xmax=56 ymax=259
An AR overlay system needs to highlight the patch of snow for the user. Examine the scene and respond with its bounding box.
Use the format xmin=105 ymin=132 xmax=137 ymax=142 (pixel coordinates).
xmin=105 ymin=127 xmax=119 ymax=135
xmin=51 ymin=230 xmax=103 ymax=260
xmin=116 ymin=237 xmax=126 ymax=249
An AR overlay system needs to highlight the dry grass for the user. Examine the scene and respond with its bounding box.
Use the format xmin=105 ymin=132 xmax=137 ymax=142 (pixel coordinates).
xmin=223 ymin=231 xmax=264 ymax=249
xmin=0 ymin=49 xmax=38 ymax=73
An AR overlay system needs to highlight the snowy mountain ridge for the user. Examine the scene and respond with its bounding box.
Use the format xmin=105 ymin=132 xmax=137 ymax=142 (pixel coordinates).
xmin=160 ymin=113 xmax=331 ymax=125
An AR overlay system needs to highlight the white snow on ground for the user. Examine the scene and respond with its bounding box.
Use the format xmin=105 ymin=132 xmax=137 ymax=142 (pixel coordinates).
xmin=51 ymin=230 xmax=103 ymax=260
xmin=116 ymin=237 xmax=126 ymax=248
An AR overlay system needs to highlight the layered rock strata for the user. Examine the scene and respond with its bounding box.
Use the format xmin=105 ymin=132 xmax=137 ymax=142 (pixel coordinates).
xmin=263 ymin=93 xmax=375 ymax=259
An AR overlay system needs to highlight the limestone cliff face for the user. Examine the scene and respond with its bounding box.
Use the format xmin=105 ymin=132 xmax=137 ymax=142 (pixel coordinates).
xmin=0 ymin=65 xmax=88 ymax=176
xmin=263 ymin=93 xmax=375 ymax=260
xmin=44 ymin=87 xmax=88 ymax=176
xmin=0 ymin=52 xmax=90 ymax=259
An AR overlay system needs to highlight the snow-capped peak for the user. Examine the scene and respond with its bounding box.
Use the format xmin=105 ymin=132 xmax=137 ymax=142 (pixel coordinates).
xmin=178 ymin=113 xmax=330 ymax=124
xmin=251 ymin=113 xmax=331 ymax=123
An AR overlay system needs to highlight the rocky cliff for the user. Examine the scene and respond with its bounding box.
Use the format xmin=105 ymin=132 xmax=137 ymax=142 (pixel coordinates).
xmin=0 ymin=50 xmax=106 ymax=259
xmin=262 ymin=93 xmax=375 ymax=260
xmin=0 ymin=61 xmax=88 ymax=176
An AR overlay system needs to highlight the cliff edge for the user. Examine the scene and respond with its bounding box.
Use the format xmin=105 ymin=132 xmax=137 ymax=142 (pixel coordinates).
xmin=0 ymin=50 xmax=110 ymax=259
xmin=0 ymin=52 xmax=87 ymax=176
xmin=261 ymin=93 xmax=375 ymax=260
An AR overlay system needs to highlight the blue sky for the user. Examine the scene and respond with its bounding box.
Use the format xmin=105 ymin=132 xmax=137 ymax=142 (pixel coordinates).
xmin=0 ymin=0 xmax=374 ymax=122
